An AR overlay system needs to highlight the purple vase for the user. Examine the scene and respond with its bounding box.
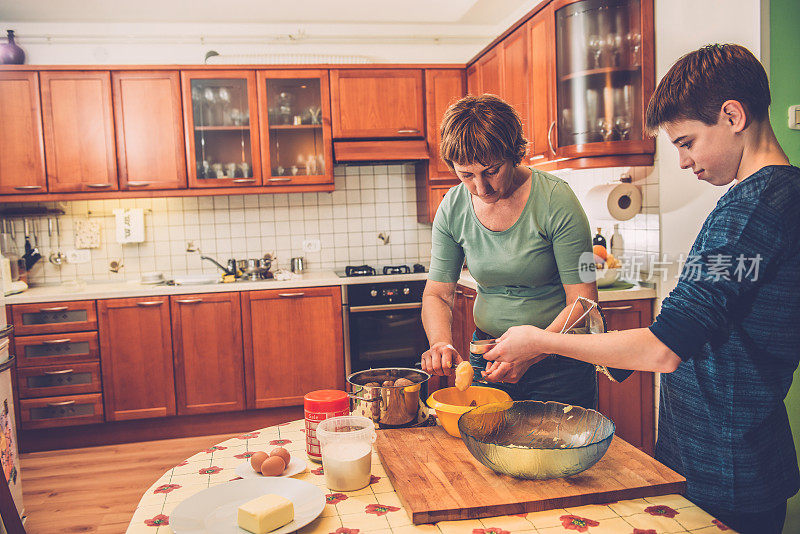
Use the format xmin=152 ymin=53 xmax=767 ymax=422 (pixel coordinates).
xmin=0 ymin=30 xmax=25 ymax=65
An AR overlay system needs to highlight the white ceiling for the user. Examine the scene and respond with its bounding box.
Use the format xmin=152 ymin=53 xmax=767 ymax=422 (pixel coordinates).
xmin=1 ymin=0 xmax=533 ymax=26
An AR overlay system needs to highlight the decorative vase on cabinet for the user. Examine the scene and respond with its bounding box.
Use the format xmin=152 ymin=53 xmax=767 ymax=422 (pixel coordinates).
xmin=0 ymin=30 xmax=25 ymax=65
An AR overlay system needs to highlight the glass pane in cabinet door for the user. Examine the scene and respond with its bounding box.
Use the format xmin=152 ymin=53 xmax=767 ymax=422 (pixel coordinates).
xmin=264 ymin=78 xmax=325 ymax=178
xmin=555 ymin=0 xmax=642 ymax=147
xmin=190 ymin=78 xmax=255 ymax=180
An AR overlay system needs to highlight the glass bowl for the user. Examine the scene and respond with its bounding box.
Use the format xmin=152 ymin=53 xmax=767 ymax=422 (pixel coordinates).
xmin=457 ymin=400 xmax=615 ymax=479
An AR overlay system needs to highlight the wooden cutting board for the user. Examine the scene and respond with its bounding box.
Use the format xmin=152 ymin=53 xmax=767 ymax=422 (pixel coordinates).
xmin=375 ymin=426 xmax=685 ymax=524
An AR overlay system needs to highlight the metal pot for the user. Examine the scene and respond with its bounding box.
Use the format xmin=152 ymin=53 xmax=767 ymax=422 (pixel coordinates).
xmin=347 ymin=368 xmax=430 ymax=426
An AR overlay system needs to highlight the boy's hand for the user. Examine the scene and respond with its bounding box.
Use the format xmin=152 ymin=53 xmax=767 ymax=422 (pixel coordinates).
xmin=482 ymin=325 xmax=550 ymax=378
xmin=421 ymin=342 xmax=462 ymax=376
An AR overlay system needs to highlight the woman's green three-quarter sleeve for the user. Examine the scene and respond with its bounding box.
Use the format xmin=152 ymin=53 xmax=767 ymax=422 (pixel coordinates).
xmin=548 ymin=181 xmax=593 ymax=285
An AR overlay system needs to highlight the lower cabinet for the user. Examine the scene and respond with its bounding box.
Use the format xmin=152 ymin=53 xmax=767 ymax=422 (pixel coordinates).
xmin=98 ymin=297 xmax=176 ymax=421
xmin=171 ymin=292 xmax=246 ymax=415
xmin=241 ymin=286 xmax=344 ymax=409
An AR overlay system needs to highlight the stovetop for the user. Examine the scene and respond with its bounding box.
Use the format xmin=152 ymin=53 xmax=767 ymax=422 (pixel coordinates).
xmin=335 ymin=263 xmax=427 ymax=278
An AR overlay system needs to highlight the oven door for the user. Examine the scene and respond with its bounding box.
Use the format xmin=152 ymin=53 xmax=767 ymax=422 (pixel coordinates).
xmin=348 ymin=303 xmax=428 ymax=372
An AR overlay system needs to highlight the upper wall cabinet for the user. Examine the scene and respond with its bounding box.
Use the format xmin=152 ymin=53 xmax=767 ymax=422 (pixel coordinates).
xmin=528 ymin=3 xmax=557 ymax=162
xmin=40 ymin=71 xmax=119 ymax=192
xmin=112 ymin=71 xmax=187 ymax=191
xmin=0 ymin=72 xmax=46 ymax=195
xmin=330 ymin=69 xmax=424 ymax=139
xmin=181 ymin=70 xmax=262 ymax=188
xmin=257 ymin=70 xmax=334 ymax=186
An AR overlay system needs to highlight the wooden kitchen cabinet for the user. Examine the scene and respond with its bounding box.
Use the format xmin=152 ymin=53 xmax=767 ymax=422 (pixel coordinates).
xmin=11 ymin=300 xmax=97 ymax=336
xmin=330 ymin=69 xmax=424 ymax=139
xmin=112 ymin=70 xmax=187 ymax=190
xmin=500 ymin=24 xmax=531 ymax=146
xmin=40 ymin=71 xmax=119 ymax=192
xmin=0 ymin=71 xmax=46 ymax=195
xmin=475 ymin=48 xmax=502 ymax=97
xmin=598 ymin=298 xmax=655 ymax=454
xmin=98 ymin=297 xmax=176 ymax=421
xmin=528 ymin=3 xmax=557 ymax=162
xmin=170 ymin=292 xmax=246 ymax=415
xmin=241 ymin=286 xmax=344 ymax=409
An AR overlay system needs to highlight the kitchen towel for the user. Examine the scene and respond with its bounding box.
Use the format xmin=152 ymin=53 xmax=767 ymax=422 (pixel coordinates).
xmin=113 ymin=208 xmax=145 ymax=244
xmin=585 ymin=182 xmax=642 ymax=221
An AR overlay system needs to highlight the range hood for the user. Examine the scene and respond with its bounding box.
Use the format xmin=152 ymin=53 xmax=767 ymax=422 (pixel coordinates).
xmin=334 ymin=140 xmax=429 ymax=163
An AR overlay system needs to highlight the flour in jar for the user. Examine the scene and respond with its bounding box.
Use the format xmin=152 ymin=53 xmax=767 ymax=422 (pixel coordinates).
xmin=321 ymin=441 xmax=373 ymax=491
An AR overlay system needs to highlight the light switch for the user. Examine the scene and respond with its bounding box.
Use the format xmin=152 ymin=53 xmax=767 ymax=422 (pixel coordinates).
xmin=789 ymin=105 xmax=800 ymax=130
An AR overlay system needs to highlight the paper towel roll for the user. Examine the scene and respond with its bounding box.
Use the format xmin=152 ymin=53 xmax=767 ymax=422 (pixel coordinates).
xmin=585 ymin=183 xmax=642 ymax=221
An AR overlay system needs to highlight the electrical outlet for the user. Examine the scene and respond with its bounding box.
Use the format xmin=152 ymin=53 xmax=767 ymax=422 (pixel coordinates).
xmin=302 ymin=239 xmax=320 ymax=253
xmin=66 ymin=249 xmax=91 ymax=264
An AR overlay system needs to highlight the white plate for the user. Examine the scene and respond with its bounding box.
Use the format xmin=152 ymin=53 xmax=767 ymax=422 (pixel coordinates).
xmin=172 ymin=274 xmax=219 ymax=285
xmin=170 ymin=477 xmax=324 ymax=534
xmin=234 ymin=455 xmax=307 ymax=479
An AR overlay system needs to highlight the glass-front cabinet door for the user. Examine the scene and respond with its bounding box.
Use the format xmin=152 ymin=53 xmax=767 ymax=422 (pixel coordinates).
xmin=181 ymin=70 xmax=261 ymax=188
xmin=553 ymin=0 xmax=654 ymax=160
xmin=257 ymin=70 xmax=333 ymax=186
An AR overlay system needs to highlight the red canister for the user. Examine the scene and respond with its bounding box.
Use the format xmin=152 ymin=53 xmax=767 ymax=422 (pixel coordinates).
xmin=304 ymin=390 xmax=350 ymax=462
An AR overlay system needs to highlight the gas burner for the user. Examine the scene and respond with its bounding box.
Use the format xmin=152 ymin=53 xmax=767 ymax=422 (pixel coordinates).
xmin=345 ymin=264 xmax=376 ymax=277
xmin=383 ymin=265 xmax=410 ymax=275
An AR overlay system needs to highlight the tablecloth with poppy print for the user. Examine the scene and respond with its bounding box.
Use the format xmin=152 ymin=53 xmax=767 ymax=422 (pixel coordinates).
xmin=125 ymin=419 xmax=736 ymax=534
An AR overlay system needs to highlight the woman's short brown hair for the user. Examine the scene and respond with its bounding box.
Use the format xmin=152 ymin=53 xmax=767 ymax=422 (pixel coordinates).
xmin=440 ymin=94 xmax=527 ymax=171
xmin=645 ymin=43 xmax=770 ymax=135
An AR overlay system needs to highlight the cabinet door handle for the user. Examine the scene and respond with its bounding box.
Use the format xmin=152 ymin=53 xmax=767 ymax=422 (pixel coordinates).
xmin=14 ymin=185 xmax=43 ymax=190
xmin=175 ymin=299 xmax=202 ymax=304
xmin=86 ymin=183 xmax=112 ymax=188
xmin=547 ymin=121 xmax=556 ymax=155
xmin=529 ymin=154 xmax=545 ymax=161
xmin=268 ymin=177 xmax=292 ymax=183
xmin=38 ymin=306 xmax=68 ymax=312
xmin=43 ymin=368 xmax=74 ymax=375
xmin=463 ymin=294 xmax=475 ymax=300
xmin=136 ymin=300 xmax=163 ymax=307
xmin=47 ymin=400 xmax=75 ymax=407
xmin=278 ymin=292 xmax=305 ymax=298
xmin=232 ymin=178 xmax=256 ymax=184
xmin=42 ymin=338 xmax=72 ymax=345
xmin=454 ymin=289 xmax=463 ymax=295
xmin=397 ymin=128 xmax=420 ymax=134
xmin=126 ymin=181 xmax=153 ymax=187
xmin=602 ymin=305 xmax=633 ymax=311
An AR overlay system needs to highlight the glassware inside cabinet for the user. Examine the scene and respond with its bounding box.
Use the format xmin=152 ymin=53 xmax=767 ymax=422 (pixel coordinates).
xmin=264 ymin=78 xmax=325 ymax=178
xmin=190 ymin=78 xmax=255 ymax=180
xmin=555 ymin=0 xmax=643 ymax=147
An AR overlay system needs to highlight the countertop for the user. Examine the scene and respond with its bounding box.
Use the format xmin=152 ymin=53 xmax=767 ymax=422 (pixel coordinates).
xmin=5 ymin=269 xmax=656 ymax=304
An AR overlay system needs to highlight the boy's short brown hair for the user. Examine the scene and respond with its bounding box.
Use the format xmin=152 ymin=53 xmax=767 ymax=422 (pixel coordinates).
xmin=440 ymin=94 xmax=527 ymax=171
xmin=645 ymin=43 xmax=770 ymax=135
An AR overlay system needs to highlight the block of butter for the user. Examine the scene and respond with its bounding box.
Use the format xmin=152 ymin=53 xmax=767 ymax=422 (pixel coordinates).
xmin=237 ymin=493 xmax=294 ymax=534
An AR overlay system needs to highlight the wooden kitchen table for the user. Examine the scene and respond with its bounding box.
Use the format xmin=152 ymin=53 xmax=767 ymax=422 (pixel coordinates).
xmin=125 ymin=419 xmax=734 ymax=533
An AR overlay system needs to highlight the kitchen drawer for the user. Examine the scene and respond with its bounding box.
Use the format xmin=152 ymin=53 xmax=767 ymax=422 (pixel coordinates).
xmin=20 ymin=393 xmax=104 ymax=429
xmin=15 ymin=331 xmax=100 ymax=367
xmin=17 ymin=362 xmax=102 ymax=399
xmin=12 ymin=300 xmax=97 ymax=335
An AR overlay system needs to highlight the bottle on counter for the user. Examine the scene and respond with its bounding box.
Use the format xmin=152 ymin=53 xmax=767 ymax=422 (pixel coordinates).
xmin=610 ymin=224 xmax=624 ymax=257
xmin=592 ymin=227 xmax=607 ymax=249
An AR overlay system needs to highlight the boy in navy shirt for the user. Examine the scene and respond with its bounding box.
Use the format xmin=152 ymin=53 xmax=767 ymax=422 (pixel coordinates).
xmin=483 ymin=44 xmax=799 ymax=534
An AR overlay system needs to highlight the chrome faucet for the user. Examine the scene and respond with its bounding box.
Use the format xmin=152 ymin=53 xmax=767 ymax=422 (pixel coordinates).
xmin=186 ymin=241 xmax=236 ymax=276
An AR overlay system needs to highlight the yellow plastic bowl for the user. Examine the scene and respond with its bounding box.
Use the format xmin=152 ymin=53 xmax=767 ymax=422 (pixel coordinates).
xmin=427 ymin=386 xmax=513 ymax=437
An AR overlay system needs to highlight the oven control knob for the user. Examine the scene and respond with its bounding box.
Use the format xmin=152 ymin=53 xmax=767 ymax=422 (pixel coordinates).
xmin=370 ymin=289 xmax=378 ymax=297
xmin=402 ymin=287 xmax=411 ymax=295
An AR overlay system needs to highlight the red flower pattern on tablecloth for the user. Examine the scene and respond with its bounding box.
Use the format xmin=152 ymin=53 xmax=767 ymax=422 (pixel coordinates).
xmin=326 ymin=493 xmax=348 ymax=504
xmin=474 ymin=528 xmax=510 ymax=534
xmin=312 ymin=466 xmax=324 ymax=475
xmin=237 ymin=432 xmax=260 ymax=439
xmin=176 ymin=460 xmax=188 ymax=467
xmin=202 ymin=445 xmax=227 ymax=453
xmin=512 ymin=513 xmax=528 ymax=518
xmin=229 ymin=476 xmax=243 ymax=481
xmin=234 ymin=452 xmax=256 ymax=459
xmin=364 ymin=503 xmax=401 ymax=516
xmin=153 ymin=483 xmax=181 ymax=494
xmin=144 ymin=514 xmax=169 ymax=526
xmin=559 ymin=515 xmax=599 ymax=532
xmin=199 ymin=466 xmax=222 ymax=474
xmin=369 ymin=475 xmax=381 ymax=484
xmin=331 ymin=528 xmax=359 ymax=534
xmin=633 ymin=530 xmax=657 ymax=534
xmin=269 ymin=439 xmax=291 ymax=445
xmin=644 ymin=505 xmax=679 ymax=518
xmin=712 ymin=519 xmax=731 ymax=530
xmin=278 ymin=421 xmax=292 ymax=426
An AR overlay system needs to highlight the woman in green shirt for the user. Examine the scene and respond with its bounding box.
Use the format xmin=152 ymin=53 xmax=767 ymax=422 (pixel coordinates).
xmin=420 ymin=94 xmax=599 ymax=408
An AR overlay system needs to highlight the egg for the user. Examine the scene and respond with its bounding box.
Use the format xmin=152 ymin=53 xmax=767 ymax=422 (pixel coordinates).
xmin=260 ymin=455 xmax=286 ymax=476
xmin=249 ymin=451 xmax=268 ymax=472
xmin=454 ymin=361 xmax=474 ymax=391
xmin=269 ymin=447 xmax=291 ymax=466
xmin=393 ymin=378 xmax=414 ymax=387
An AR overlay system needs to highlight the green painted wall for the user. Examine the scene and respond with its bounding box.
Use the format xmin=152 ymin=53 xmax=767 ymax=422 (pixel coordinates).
xmin=771 ymin=2 xmax=800 ymax=532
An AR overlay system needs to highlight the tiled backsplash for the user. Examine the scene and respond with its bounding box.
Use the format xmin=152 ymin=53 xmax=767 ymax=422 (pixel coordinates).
xmin=6 ymin=163 xmax=658 ymax=286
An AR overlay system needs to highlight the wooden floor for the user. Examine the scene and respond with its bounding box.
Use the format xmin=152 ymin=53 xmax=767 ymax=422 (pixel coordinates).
xmin=19 ymin=433 xmax=239 ymax=533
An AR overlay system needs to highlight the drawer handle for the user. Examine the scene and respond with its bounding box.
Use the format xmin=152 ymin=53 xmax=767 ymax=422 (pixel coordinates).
xmin=86 ymin=183 xmax=112 ymax=188
xmin=47 ymin=400 xmax=75 ymax=407
xmin=126 ymin=181 xmax=153 ymax=187
xmin=397 ymin=128 xmax=420 ymax=134
xmin=268 ymin=177 xmax=292 ymax=182
xmin=278 ymin=292 xmax=305 ymax=298
xmin=43 ymin=369 xmax=74 ymax=375
xmin=232 ymin=178 xmax=256 ymax=184
xmin=463 ymin=294 xmax=475 ymax=300
xmin=136 ymin=300 xmax=163 ymax=307
xmin=454 ymin=289 xmax=463 ymax=295
xmin=14 ymin=185 xmax=43 ymax=190
xmin=175 ymin=298 xmax=202 ymax=304
xmin=602 ymin=305 xmax=633 ymax=311
xmin=42 ymin=338 xmax=72 ymax=345
xmin=38 ymin=306 xmax=69 ymax=312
